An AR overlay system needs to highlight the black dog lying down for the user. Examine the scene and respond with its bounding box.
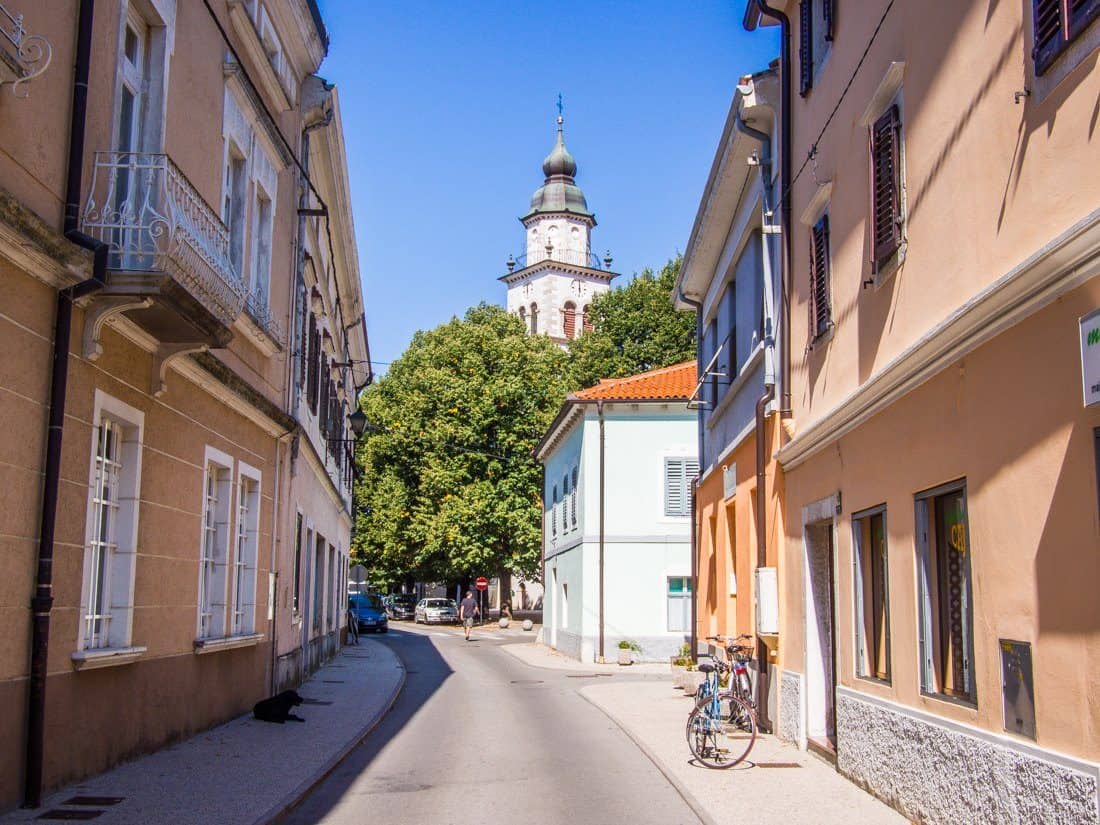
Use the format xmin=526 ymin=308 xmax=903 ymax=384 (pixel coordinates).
xmin=253 ymin=690 xmax=305 ymax=723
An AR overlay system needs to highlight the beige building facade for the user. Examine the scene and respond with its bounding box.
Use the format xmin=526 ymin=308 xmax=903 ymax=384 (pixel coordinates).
xmin=0 ymin=0 xmax=367 ymax=811
xmin=741 ymin=0 xmax=1100 ymax=820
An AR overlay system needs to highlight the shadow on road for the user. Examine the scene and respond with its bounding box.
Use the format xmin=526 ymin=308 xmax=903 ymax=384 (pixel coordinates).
xmin=283 ymin=626 xmax=452 ymax=823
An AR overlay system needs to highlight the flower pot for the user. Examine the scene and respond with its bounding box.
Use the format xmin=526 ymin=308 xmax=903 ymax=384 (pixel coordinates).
xmin=617 ymin=649 xmax=633 ymax=666
xmin=682 ymin=671 xmax=706 ymax=697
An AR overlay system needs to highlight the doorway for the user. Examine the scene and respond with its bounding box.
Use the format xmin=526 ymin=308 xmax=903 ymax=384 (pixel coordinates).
xmin=804 ymin=519 xmax=837 ymax=758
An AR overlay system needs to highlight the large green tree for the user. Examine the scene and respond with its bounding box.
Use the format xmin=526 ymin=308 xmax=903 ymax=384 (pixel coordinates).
xmin=566 ymin=255 xmax=695 ymax=388
xmin=354 ymin=304 xmax=568 ymax=587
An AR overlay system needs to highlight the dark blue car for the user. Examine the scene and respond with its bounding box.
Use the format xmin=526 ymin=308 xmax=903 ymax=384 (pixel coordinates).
xmin=348 ymin=593 xmax=388 ymax=633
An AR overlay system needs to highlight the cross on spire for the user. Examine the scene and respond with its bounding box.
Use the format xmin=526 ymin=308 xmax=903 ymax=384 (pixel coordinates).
xmin=556 ymin=93 xmax=564 ymax=127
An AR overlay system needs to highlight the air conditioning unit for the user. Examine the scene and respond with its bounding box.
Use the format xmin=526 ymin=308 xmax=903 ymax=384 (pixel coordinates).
xmin=755 ymin=567 xmax=778 ymax=635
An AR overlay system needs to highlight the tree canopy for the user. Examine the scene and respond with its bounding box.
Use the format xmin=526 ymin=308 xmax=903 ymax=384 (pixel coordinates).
xmin=353 ymin=304 xmax=568 ymax=587
xmin=566 ymin=255 xmax=695 ymax=388
xmin=353 ymin=256 xmax=696 ymax=589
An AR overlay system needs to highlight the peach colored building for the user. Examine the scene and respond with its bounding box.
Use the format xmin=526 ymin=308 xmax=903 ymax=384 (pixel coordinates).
xmin=0 ymin=0 xmax=367 ymax=811
xmin=740 ymin=0 xmax=1100 ymax=820
xmin=674 ymin=68 xmax=787 ymax=729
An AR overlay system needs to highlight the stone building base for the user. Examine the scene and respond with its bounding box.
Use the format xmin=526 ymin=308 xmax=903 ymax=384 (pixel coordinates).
xmin=836 ymin=688 xmax=1100 ymax=824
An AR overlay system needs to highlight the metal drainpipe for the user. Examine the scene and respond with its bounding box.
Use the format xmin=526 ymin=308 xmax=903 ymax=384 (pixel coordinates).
xmin=737 ymin=93 xmax=779 ymax=735
xmin=675 ymin=284 xmax=703 ymax=662
xmin=748 ymin=0 xmax=792 ymax=416
xmin=597 ymin=400 xmax=606 ymax=663
xmin=25 ymin=0 xmax=107 ymax=808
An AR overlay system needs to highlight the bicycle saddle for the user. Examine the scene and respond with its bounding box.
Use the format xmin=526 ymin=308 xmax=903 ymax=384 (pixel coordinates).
xmin=698 ymin=661 xmax=717 ymax=673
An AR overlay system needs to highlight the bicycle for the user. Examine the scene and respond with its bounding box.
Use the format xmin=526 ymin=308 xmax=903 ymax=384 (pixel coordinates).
xmin=685 ymin=634 xmax=758 ymax=769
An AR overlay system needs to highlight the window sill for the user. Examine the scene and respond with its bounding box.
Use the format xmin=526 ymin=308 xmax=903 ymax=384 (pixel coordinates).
xmin=919 ymin=688 xmax=977 ymax=712
xmin=868 ymin=241 xmax=906 ymax=291
xmin=193 ymin=633 xmax=264 ymax=655
xmin=808 ymin=324 xmax=835 ymax=353
xmin=71 ymin=645 xmax=147 ymax=671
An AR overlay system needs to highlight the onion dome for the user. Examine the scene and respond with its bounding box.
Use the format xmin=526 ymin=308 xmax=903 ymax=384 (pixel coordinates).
xmin=524 ymin=116 xmax=594 ymax=221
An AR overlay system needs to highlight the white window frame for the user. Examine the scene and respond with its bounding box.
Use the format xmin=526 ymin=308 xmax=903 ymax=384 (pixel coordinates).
xmin=231 ymin=461 xmax=261 ymax=636
xmin=77 ymin=390 xmax=145 ymax=653
xmin=196 ymin=446 xmax=235 ymax=640
xmin=250 ymin=180 xmax=274 ymax=306
xmin=667 ymin=576 xmax=692 ymax=633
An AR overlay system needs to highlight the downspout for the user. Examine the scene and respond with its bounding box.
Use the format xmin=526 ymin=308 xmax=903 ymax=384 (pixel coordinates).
xmin=747 ymin=0 xmax=792 ymax=416
xmin=737 ymin=97 xmax=778 ymax=735
xmin=675 ymin=283 xmax=703 ymax=662
xmin=597 ymin=400 xmax=606 ymax=663
xmin=25 ymin=0 xmax=107 ymax=808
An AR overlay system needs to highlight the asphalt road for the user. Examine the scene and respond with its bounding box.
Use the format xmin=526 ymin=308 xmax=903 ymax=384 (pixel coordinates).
xmin=284 ymin=623 xmax=701 ymax=825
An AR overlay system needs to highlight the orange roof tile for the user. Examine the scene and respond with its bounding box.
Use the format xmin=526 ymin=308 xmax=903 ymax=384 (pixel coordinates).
xmin=573 ymin=360 xmax=697 ymax=402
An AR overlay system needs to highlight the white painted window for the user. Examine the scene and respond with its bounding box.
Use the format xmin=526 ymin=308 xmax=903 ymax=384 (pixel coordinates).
xmin=312 ymin=534 xmax=325 ymax=635
xmin=251 ymin=184 xmax=274 ymax=306
xmin=231 ymin=464 xmax=261 ymax=635
xmin=80 ymin=392 xmax=144 ymax=651
xmin=550 ymin=484 xmax=558 ymax=537
xmin=197 ymin=448 xmax=234 ymax=639
xmin=223 ymin=148 xmax=247 ymax=278
xmin=664 ymin=457 xmax=699 ymax=517
xmin=561 ymin=473 xmax=569 ymax=533
xmin=667 ymin=576 xmax=692 ymax=632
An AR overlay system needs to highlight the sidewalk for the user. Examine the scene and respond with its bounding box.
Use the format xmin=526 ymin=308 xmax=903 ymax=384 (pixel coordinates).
xmin=501 ymin=640 xmax=671 ymax=674
xmin=581 ymin=680 xmax=908 ymax=825
xmin=2 ymin=639 xmax=405 ymax=825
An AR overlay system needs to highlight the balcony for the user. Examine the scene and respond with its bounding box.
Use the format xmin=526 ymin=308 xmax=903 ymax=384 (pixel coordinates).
xmin=79 ymin=152 xmax=247 ymax=394
xmin=502 ymin=246 xmax=617 ymax=280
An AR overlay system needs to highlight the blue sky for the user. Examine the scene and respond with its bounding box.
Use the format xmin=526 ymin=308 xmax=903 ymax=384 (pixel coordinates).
xmin=315 ymin=1 xmax=779 ymax=369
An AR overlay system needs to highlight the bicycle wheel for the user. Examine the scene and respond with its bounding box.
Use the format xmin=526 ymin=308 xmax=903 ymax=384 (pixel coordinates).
xmin=685 ymin=692 xmax=757 ymax=769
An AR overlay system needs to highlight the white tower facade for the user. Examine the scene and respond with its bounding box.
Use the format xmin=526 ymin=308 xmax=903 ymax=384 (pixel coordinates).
xmin=501 ymin=116 xmax=619 ymax=346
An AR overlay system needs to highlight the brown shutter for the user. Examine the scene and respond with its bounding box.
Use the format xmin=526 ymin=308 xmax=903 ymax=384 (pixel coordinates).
xmin=823 ymin=0 xmax=835 ymax=40
xmin=799 ymin=0 xmax=814 ymax=96
xmin=1032 ymin=0 xmax=1065 ymax=74
xmin=307 ymin=318 xmax=319 ymax=413
xmin=319 ymin=357 xmax=330 ymax=432
xmin=871 ymin=105 xmax=903 ymax=269
xmin=811 ymin=215 xmax=832 ymax=338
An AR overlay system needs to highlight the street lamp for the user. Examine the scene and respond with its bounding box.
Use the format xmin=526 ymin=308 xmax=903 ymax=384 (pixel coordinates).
xmin=349 ymin=407 xmax=368 ymax=438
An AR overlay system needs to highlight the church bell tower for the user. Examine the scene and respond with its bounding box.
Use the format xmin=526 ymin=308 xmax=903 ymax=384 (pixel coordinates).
xmin=501 ymin=109 xmax=619 ymax=346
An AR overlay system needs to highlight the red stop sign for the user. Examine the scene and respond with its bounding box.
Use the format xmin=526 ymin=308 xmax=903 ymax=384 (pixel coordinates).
xmin=475 ymin=577 xmax=489 ymax=591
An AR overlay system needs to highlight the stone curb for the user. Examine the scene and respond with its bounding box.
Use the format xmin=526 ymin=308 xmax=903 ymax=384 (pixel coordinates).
xmin=579 ymin=688 xmax=717 ymax=825
xmin=500 ymin=642 xmax=672 ymax=675
xmin=253 ymin=643 xmax=407 ymax=825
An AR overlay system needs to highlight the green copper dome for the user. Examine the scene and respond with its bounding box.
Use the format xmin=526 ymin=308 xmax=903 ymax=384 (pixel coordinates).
xmin=523 ymin=121 xmax=594 ymax=221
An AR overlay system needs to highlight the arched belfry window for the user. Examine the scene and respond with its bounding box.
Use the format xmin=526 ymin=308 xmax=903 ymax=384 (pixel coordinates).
xmin=582 ymin=304 xmax=593 ymax=333
xmin=518 ymin=305 xmax=527 ymax=327
xmin=562 ymin=302 xmax=577 ymax=339
xmin=530 ymin=303 xmax=539 ymax=334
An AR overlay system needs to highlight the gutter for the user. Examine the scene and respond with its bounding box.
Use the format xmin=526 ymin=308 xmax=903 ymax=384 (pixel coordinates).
xmin=26 ymin=0 xmax=107 ymax=807
xmin=597 ymin=400 xmax=606 ymax=663
xmin=746 ymin=0 xmax=792 ymax=416
xmin=674 ymin=282 xmax=703 ymax=663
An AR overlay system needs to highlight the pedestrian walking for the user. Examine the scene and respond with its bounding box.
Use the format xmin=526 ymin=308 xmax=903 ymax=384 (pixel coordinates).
xmin=459 ymin=590 xmax=480 ymax=641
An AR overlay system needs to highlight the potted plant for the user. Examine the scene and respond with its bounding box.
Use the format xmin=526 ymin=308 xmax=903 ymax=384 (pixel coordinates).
xmin=617 ymin=640 xmax=641 ymax=665
xmin=682 ymin=664 xmax=706 ymax=696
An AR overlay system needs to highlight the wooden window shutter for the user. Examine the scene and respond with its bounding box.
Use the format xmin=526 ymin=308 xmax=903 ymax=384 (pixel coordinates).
xmin=810 ymin=215 xmax=831 ymax=338
xmin=307 ymin=318 xmax=319 ymax=413
xmin=665 ymin=459 xmax=683 ymax=517
xmin=1033 ymin=0 xmax=1065 ymax=74
xmin=1069 ymin=0 xmax=1100 ymax=38
xmin=823 ymin=0 xmax=835 ymax=40
xmin=319 ymin=357 xmax=330 ymax=432
xmin=799 ymin=0 xmax=814 ymax=96
xmin=871 ymin=105 xmax=903 ymax=269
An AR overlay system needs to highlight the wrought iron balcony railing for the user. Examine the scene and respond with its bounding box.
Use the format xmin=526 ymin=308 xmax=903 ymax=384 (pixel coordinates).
xmin=245 ymin=289 xmax=286 ymax=347
xmin=506 ymin=247 xmax=610 ymax=273
xmin=81 ymin=152 xmax=246 ymax=327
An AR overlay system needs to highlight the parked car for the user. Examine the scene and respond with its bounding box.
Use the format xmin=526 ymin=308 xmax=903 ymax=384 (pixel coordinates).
xmin=348 ymin=593 xmax=388 ymax=633
xmin=415 ymin=598 xmax=459 ymax=625
xmin=387 ymin=593 xmax=418 ymax=620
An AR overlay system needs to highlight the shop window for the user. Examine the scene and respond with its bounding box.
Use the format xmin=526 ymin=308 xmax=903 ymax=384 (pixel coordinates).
xmin=916 ymin=481 xmax=975 ymax=705
xmin=853 ymin=505 xmax=890 ymax=682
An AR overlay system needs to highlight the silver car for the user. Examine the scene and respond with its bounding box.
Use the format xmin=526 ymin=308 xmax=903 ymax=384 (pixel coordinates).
xmin=415 ymin=598 xmax=459 ymax=625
